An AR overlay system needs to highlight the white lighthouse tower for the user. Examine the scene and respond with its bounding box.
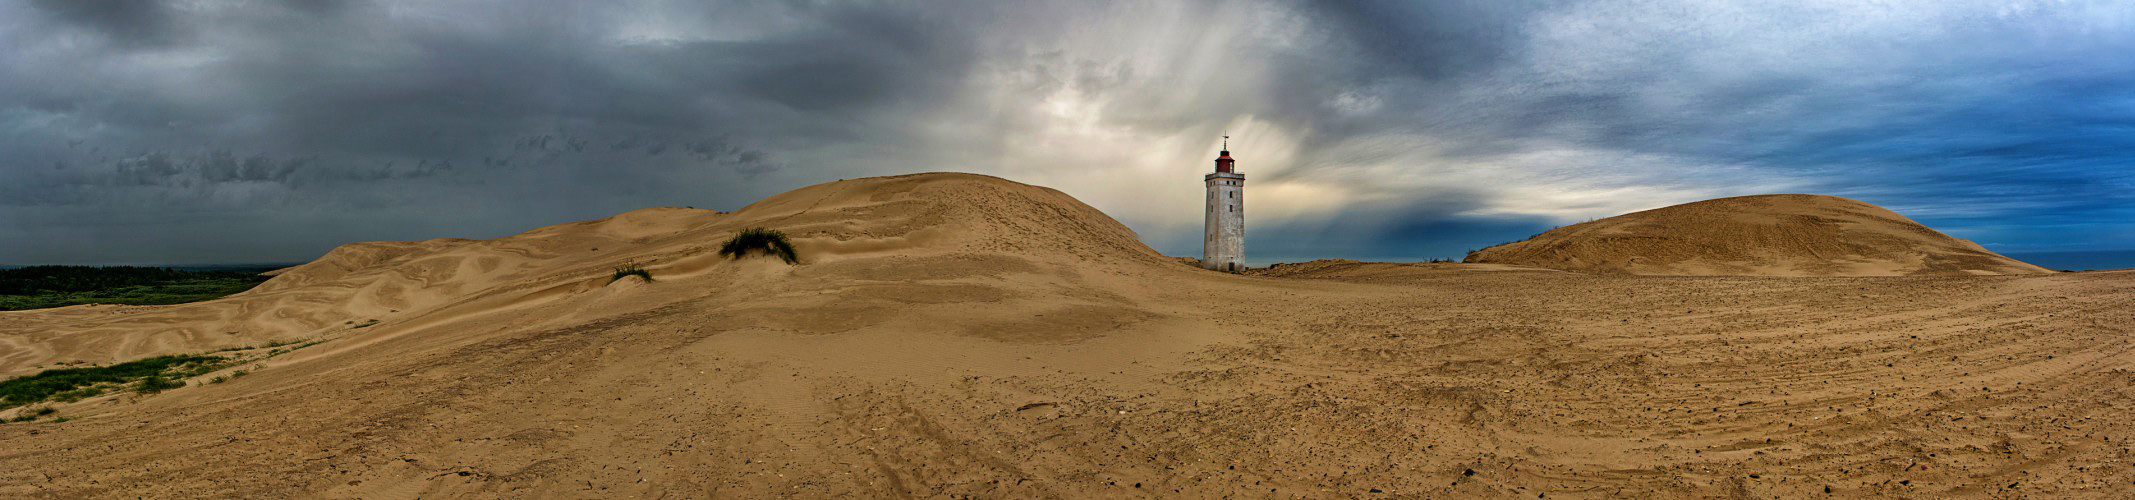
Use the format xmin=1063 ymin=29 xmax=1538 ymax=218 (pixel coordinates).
xmin=1203 ymin=137 xmax=1245 ymax=272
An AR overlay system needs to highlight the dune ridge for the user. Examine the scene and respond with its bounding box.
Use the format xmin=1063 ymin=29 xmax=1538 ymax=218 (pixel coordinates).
xmin=1 ymin=174 xmax=2130 ymax=497
xmin=1464 ymin=194 xmax=2052 ymax=276
xmin=0 ymin=173 xmax=1167 ymax=377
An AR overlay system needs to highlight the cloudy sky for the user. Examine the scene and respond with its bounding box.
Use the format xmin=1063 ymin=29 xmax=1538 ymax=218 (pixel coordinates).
xmin=3 ymin=0 xmax=2133 ymax=266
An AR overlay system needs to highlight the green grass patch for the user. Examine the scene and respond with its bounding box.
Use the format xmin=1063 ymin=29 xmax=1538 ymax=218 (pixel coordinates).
xmin=51 ymin=386 xmax=108 ymax=403
xmin=10 ymin=406 xmax=60 ymax=421
xmin=0 ymin=354 xmax=236 ymax=409
xmin=135 ymin=376 xmax=184 ymax=394
xmin=264 ymin=341 xmax=322 ymax=359
xmin=0 ymin=265 xmax=271 ymax=311
xmin=718 ymin=227 xmax=798 ymax=264
xmin=208 ymin=339 xmax=301 ymax=354
xmin=610 ymin=261 xmax=653 ymax=283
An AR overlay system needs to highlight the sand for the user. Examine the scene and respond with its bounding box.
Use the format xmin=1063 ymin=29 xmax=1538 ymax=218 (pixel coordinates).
xmin=1465 ymin=194 xmax=2054 ymax=276
xmin=1 ymin=173 xmax=2130 ymax=497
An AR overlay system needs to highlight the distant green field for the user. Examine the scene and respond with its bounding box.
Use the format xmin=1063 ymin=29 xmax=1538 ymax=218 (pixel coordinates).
xmin=0 ymin=266 xmax=273 ymax=311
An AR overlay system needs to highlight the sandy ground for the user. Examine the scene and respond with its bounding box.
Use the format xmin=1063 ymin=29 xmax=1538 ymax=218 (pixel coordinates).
xmin=1 ymin=173 xmax=2130 ymax=498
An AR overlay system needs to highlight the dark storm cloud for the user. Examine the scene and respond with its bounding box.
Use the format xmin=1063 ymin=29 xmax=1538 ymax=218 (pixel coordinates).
xmin=3 ymin=0 xmax=2133 ymax=265
xmin=1248 ymin=188 xmax=1557 ymax=263
xmin=1254 ymin=1 xmax=2135 ymax=256
xmin=0 ymin=0 xmax=997 ymax=263
xmin=1301 ymin=0 xmax=1565 ymax=80
xmin=26 ymin=0 xmax=183 ymax=47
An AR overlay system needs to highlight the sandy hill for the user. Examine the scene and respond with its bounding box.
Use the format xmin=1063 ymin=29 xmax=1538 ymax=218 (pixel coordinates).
xmin=0 ymin=173 xmax=1170 ymax=377
xmin=1463 ymin=194 xmax=2052 ymax=276
xmin=3 ymin=174 xmax=2131 ymax=497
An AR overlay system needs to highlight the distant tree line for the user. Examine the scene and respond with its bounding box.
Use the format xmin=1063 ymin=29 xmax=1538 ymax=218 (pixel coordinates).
xmin=0 ymin=266 xmax=272 ymax=310
xmin=0 ymin=266 xmax=265 ymax=295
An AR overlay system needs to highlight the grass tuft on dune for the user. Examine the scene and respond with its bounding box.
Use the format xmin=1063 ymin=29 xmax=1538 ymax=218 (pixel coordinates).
xmin=718 ymin=227 xmax=799 ymax=264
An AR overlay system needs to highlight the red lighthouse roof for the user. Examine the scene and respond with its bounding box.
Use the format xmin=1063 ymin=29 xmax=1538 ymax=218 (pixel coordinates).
xmin=1214 ymin=135 xmax=1236 ymax=173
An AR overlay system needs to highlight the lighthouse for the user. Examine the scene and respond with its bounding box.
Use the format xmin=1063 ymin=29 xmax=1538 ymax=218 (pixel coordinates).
xmin=1203 ymin=137 xmax=1245 ymax=272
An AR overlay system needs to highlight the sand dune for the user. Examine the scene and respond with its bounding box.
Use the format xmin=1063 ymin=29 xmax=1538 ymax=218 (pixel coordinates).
xmin=1465 ymin=194 xmax=2053 ymax=276
xmin=0 ymin=173 xmax=1164 ymax=377
xmin=2 ymin=174 xmax=2131 ymax=497
xmin=0 ymin=208 xmax=727 ymax=378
